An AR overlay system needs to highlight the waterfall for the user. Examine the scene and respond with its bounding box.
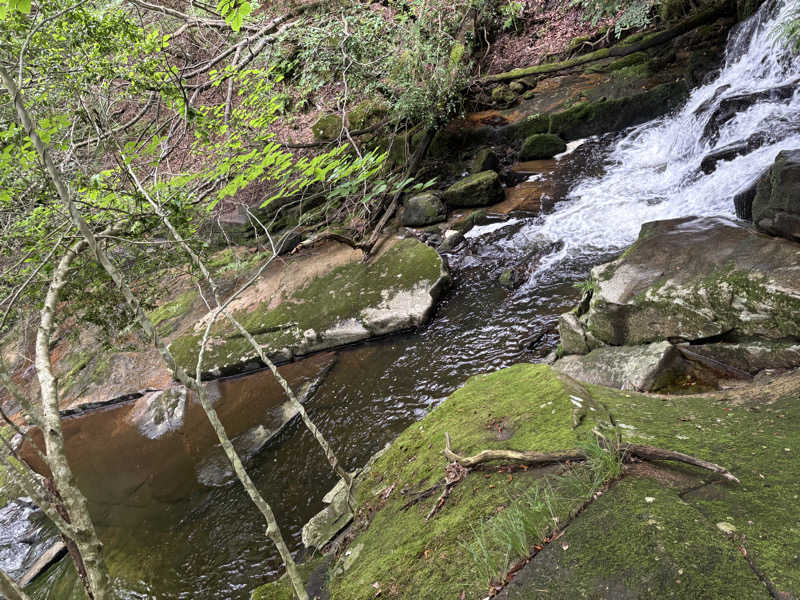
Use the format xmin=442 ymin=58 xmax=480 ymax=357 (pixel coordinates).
xmin=529 ymin=0 xmax=800 ymax=272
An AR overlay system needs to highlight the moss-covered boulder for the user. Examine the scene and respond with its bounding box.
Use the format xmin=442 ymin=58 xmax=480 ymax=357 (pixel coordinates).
xmin=442 ymin=171 xmax=504 ymax=208
xmin=519 ymin=133 xmax=567 ymax=160
xmin=400 ymin=192 xmax=447 ymax=227
xmin=491 ymin=84 xmax=518 ymax=105
xmin=169 ymin=238 xmax=449 ymax=377
xmin=347 ymin=98 xmax=389 ymax=131
xmin=560 ymin=216 xmax=800 ymax=354
xmin=302 ymin=363 xmax=800 ymax=599
xmin=752 ymin=149 xmax=800 ymax=242
xmin=471 ymin=147 xmax=499 ymax=174
xmin=312 ymin=113 xmax=343 ymax=141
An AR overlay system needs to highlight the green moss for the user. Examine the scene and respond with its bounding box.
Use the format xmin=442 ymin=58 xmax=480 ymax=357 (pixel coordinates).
xmin=549 ymin=81 xmax=689 ymax=140
xmin=484 ymin=48 xmax=611 ymax=83
xmin=146 ymin=290 xmax=198 ymax=335
xmin=585 ymin=51 xmax=650 ymax=73
xmin=504 ymin=476 xmax=766 ymax=598
xmin=443 ymin=171 xmax=503 ymax=208
xmin=329 ymin=365 xmax=613 ymax=600
xmin=347 ymin=99 xmax=389 ymax=131
xmin=312 ymin=114 xmax=343 ymax=141
xmin=590 ymin=383 xmax=800 ymax=594
xmin=328 ymin=364 xmax=800 ymax=598
xmin=170 ymin=239 xmax=445 ymax=374
xmin=519 ymin=133 xmax=566 ymax=160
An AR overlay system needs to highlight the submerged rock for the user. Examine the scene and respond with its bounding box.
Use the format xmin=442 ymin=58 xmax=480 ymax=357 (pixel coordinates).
xmin=197 ymin=425 xmax=271 ymax=487
xmin=442 ymin=171 xmax=504 ymax=207
xmin=302 ymin=445 xmax=389 ymax=550
xmin=519 ymin=133 xmax=566 ymax=160
xmin=400 ymin=192 xmax=446 ymax=227
xmin=752 ymin=148 xmax=800 ymax=241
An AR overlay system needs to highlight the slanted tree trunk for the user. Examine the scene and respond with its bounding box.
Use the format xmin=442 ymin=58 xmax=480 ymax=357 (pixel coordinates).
xmin=0 ymin=568 xmax=31 ymax=600
xmin=0 ymin=63 xmax=310 ymax=600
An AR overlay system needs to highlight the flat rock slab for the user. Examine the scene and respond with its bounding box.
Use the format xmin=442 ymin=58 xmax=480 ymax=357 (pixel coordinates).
xmin=496 ymin=476 xmax=767 ymax=600
xmin=169 ymin=238 xmax=449 ymax=377
xmin=561 ymin=216 xmax=800 ymax=352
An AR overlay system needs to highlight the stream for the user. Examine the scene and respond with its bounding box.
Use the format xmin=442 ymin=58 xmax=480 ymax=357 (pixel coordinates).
xmin=7 ymin=0 xmax=800 ymax=596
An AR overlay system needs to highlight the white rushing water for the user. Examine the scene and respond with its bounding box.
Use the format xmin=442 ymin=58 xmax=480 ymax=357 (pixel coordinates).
xmin=529 ymin=0 xmax=800 ymax=272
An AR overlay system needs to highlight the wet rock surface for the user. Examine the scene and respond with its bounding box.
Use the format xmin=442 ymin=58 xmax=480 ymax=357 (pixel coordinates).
xmin=753 ymin=149 xmax=800 ymax=241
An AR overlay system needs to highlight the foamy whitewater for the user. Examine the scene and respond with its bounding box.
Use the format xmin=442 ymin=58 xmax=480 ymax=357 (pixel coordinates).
xmin=528 ymin=0 xmax=800 ymax=273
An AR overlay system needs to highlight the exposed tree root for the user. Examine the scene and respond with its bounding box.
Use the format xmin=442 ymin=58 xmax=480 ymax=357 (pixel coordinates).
xmin=425 ymin=462 xmax=468 ymax=521
xmin=443 ymin=432 xmax=740 ymax=484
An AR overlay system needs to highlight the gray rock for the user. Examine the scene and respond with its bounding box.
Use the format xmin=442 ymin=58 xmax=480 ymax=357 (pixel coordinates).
xmin=302 ymin=444 xmax=390 ymax=550
xmin=400 ymin=192 xmax=446 ymax=227
xmin=752 ymin=149 xmax=800 ymax=241
xmin=301 ymin=481 xmax=354 ymax=551
xmin=170 ymin=238 xmax=450 ymax=376
xmin=559 ymin=216 xmax=800 ymax=349
xmin=439 ymin=230 xmax=465 ymax=252
xmin=677 ymin=341 xmax=800 ymax=376
xmin=554 ymin=342 xmax=688 ymax=392
xmin=443 ymin=171 xmax=504 ymax=208
xmin=733 ymin=177 xmax=760 ymax=221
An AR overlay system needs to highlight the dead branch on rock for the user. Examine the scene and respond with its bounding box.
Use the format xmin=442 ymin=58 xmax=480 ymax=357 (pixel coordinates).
xmin=443 ymin=432 xmax=740 ymax=484
xmin=444 ymin=432 xmax=585 ymax=468
xmin=619 ymin=444 xmax=740 ymax=484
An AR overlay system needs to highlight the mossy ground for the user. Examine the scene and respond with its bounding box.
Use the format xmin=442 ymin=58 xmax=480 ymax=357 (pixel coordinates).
xmin=260 ymin=364 xmax=800 ymax=600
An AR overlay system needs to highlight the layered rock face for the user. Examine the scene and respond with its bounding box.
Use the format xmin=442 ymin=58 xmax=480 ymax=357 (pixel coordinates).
xmin=170 ymin=237 xmax=450 ymax=378
xmin=752 ymin=149 xmax=800 ymax=241
xmin=556 ymin=216 xmax=800 ymax=391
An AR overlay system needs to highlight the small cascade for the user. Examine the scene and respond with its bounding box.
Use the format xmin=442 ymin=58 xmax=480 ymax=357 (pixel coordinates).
xmin=527 ymin=0 xmax=800 ymax=272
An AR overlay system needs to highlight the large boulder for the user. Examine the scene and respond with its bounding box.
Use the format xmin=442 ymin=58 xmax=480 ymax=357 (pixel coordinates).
xmin=442 ymin=171 xmax=504 ymax=207
xmin=169 ymin=238 xmax=450 ymax=377
xmin=312 ymin=114 xmax=343 ymax=141
xmin=559 ymin=216 xmax=800 ymax=354
xmin=752 ymin=149 xmax=800 ymax=241
xmin=554 ymin=341 xmax=689 ymax=392
xmin=519 ymin=133 xmax=566 ymax=160
xmin=400 ymin=192 xmax=446 ymax=227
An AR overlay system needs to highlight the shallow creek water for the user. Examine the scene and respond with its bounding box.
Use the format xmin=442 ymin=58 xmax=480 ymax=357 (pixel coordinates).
xmin=12 ymin=0 xmax=800 ymax=595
